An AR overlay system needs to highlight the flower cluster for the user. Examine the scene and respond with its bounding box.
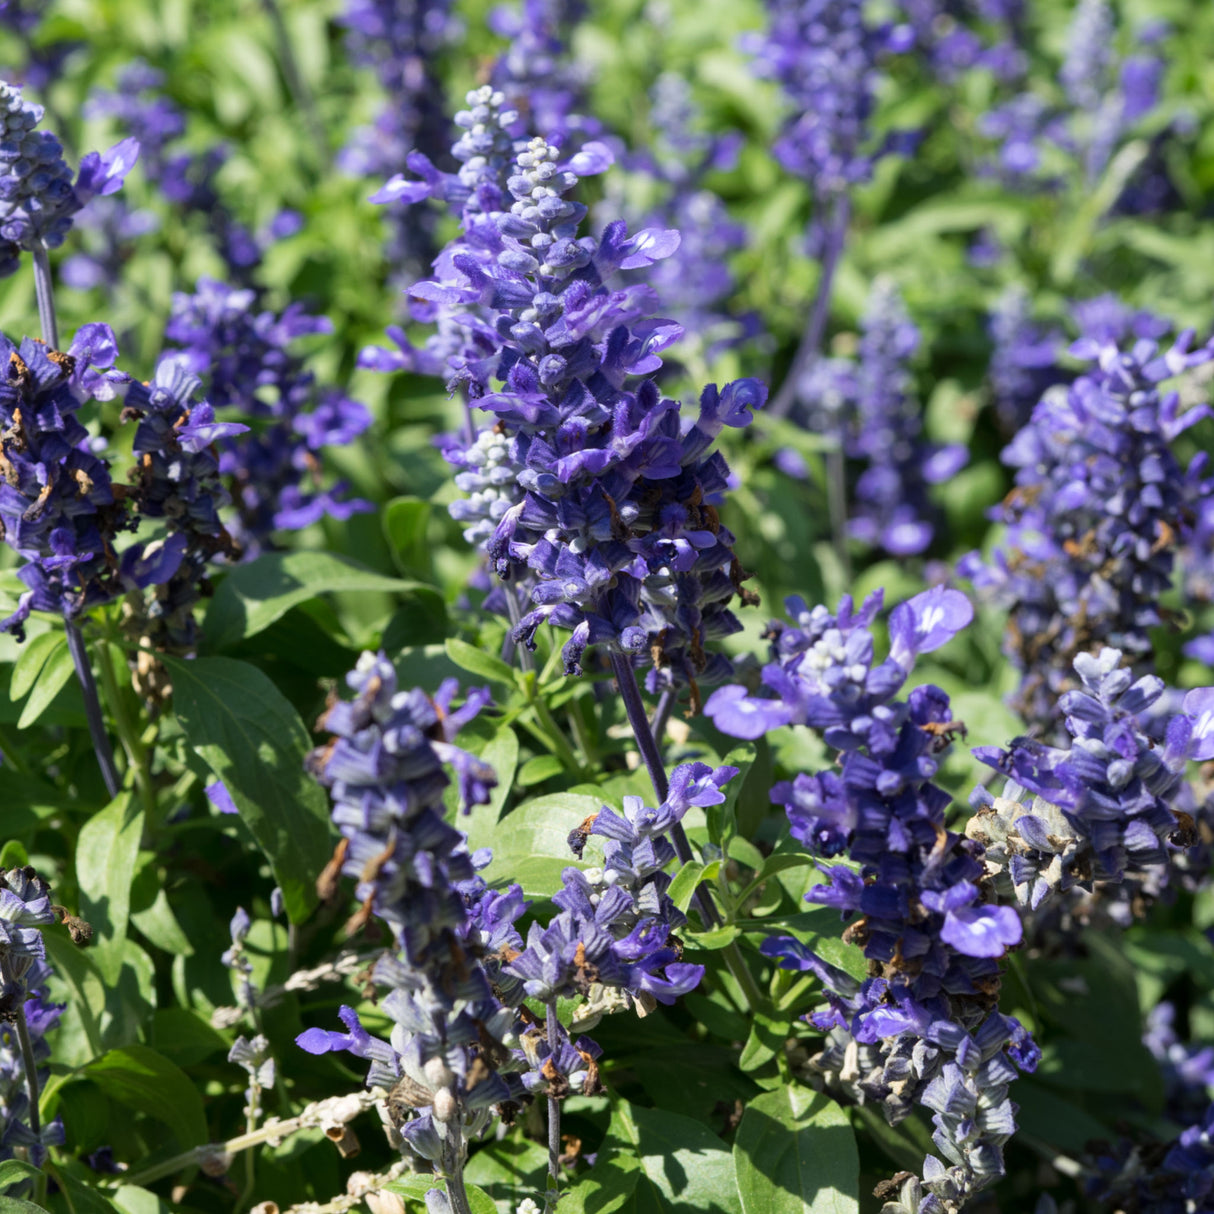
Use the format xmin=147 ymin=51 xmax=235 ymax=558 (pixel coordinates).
xmin=298 ymin=653 xmax=716 ymax=1193
xmin=745 ymin=0 xmax=889 ymax=197
xmin=960 ymin=327 xmax=1214 ymax=733
xmin=0 ymin=867 xmax=65 ymax=1167
xmin=367 ymin=97 xmax=765 ymax=692
xmin=0 ymin=326 xmax=131 ymax=637
xmin=844 ymin=280 xmax=966 ymax=557
xmin=165 ymin=278 xmax=371 ymax=555
xmin=0 ymin=80 xmax=138 ymax=278
xmin=966 ymin=649 xmax=1214 ymax=923
xmin=514 ymin=762 xmax=733 ymax=1012
xmin=299 ymin=653 xmax=516 ymax=1174
xmin=337 ymin=0 xmax=456 ymax=279
xmin=1086 ymin=1103 xmax=1214 ymax=1214
xmin=707 ymin=588 xmax=1037 ymax=1210
xmin=120 ymin=358 xmax=245 ymax=658
xmin=895 ymin=0 xmax=1025 ymax=83
xmin=1144 ymin=1002 xmax=1214 ymax=1124
xmin=976 ymin=0 xmax=1166 ymax=188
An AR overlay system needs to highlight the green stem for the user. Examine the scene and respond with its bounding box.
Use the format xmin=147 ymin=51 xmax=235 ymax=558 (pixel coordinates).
xmin=531 ymin=694 xmax=585 ymax=778
xmin=14 ymin=1004 xmax=48 ymax=1204
xmin=94 ymin=639 xmax=156 ymax=821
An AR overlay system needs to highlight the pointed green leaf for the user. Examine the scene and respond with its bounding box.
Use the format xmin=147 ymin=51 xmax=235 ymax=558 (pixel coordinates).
xmin=77 ymin=793 xmax=145 ymax=985
xmin=203 ymin=550 xmax=429 ymax=651
xmin=17 ymin=637 xmax=74 ymax=728
xmin=445 ymin=637 xmax=518 ymax=687
xmin=83 ymin=1045 xmax=207 ymax=1149
xmin=164 ymin=656 xmax=332 ymax=923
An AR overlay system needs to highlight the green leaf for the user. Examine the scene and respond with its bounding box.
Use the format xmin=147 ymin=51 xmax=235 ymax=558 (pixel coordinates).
xmin=384 ymin=1178 xmax=496 ymax=1213
xmin=82 ymin=1045 xmax=207 ymax=1149
xmin=482 ymin=793 xmax=606 ymax=897
xmin=462 ymin=726 xmax=520 ymax=857
xmin=0 ymin=840 xmax=28 ymax=869
xmin=462 ymin=1135 xmax=550 ymax=1212
xmin=17 ymin=637 xmax=74 ymax=729
xmin=76 ymin=793 xmax=145 ymax=985
xmin=129 ymin=890 xmax=193 ymax=957
xmin=581 ymin=1102 xmax=742 ymax=1214
xmin=667 ymin=862 xmax=709 ymax=916
xmin=445 ymin=637 xmax=518 ymax=687
xmin=518 ymin=754 xmax=565 ymax=787
xmin=10 ymin=630 xmax=62 ymax=701
xmin=45 ymin=1170 xmax=123 ymax=1214
xmin=685 ymin=925 xmax=741 ymax=951
xmin=0 ymin=1197 xmax=50 ymax=1214
xmin=203 ymin=550 xmax=428 ymax=651
xmin=734 ymin=1086 xmax=858 ymax=1214
xmin=383 ymin=496 xmax=433 ymax=580
xmin=0 ymin=1159 xmax=41 ymax=1190
xmin=738 ymin=1013 xmax=785 ymax=1073
xmin=164 ymin=656 xmax=332 ymax=923
xmin=148 ymin=1008 xmax=228 ymax=1068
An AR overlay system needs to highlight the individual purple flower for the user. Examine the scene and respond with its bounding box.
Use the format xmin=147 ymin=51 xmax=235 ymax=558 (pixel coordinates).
xmin=960 ymin=326 xmax=1214 ymax=734
xmin=0 ymin=81 xmax=139 ymax=276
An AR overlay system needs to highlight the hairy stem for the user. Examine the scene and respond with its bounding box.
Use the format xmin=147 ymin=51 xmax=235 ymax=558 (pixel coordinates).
xmin=503 ymin=577 xmax=535 ymax=674
xmin=441 ymin=1128 xmax=473 ymax=1214
xmin=113 ymin=1089 xmax=385 ymax=1189
xmin=64 ymin=621 xmax=122 ymax=799
xmin=31 ymin=243 xmax=60 ymax=350
xmin=768 ymin=193 xmax=852 ymax=419
xmin=14 ymin=1003 xmax=48 ymax=1205
xmin=544 ymin=1000 xmax=562 ymax=1212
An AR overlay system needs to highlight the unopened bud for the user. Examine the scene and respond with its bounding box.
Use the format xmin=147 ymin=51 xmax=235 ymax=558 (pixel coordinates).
xmin=365 ymin=1191 xmax=407 ymax=1214
xmin=431 ymin=1087 xmax=458 ymax=1123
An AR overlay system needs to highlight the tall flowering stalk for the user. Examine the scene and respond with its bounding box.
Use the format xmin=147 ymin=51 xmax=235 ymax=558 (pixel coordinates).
xmin=707 ymin=588 xmax=1036 ymax=1210
xmin=367 ymin=92 xmax=763 ymax=703
xmin=960 ymin=327 xmax=1214 ymax=735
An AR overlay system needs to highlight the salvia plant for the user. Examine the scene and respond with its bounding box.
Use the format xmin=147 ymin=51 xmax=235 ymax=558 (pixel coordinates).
xmin=3 ymin=1 xmax=1214 ymax=1213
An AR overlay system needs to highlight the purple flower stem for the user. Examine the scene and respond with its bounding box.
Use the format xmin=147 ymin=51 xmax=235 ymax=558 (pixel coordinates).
xmin=32 ymin=244 xmax=60 ymax=350
xmin=544 ymin=999 xmax=562 ymax=1212
xmin=441 ymin=1132 xmax=474 ymax=1214
xmin=650 ymin=687 xmax=675 ymax=743
xmin=14 ymin=999 xmax=49 ymax=1203
xmin=65 ymin=620 xmax=122 ymax=799
xmin=502 ymin=576 xmax=535 ymax=674
xmin=768 ymin=192 xmax=852 ymax=419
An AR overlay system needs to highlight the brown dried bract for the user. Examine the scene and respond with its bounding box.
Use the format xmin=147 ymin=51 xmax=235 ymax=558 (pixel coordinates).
xmin=315 ymin=836 xmax=349 ymax=901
